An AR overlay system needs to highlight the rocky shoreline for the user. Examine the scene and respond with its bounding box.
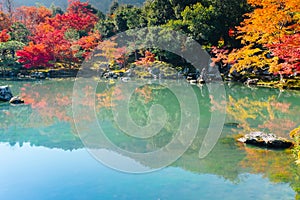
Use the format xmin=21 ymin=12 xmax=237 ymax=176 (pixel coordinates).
xmin=1 ymin=68 xmax=300 ymax=92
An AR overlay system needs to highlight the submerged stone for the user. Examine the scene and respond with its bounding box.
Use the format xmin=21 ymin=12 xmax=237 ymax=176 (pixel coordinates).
xmin=238 ymin=132 xmax=293 ymax=149
xmin=224 ymin=122 xmax=240 ymax=128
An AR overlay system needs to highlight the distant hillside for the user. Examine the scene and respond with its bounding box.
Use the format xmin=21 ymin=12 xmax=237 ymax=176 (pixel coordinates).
xmin=13 ymin=0 xmax=145 ymax=13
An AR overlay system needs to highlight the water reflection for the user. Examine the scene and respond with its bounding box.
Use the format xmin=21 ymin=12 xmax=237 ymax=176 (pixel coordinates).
xmin=0 ymin=79 xmax=300 ymax=197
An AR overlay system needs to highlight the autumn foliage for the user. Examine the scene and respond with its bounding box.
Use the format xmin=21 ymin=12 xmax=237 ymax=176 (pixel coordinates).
xmin=0 ymin=29 xmax=10 ymax=42
xmin=14 ymin=6 xmax=52 ymax=32
xmin=15 ymin=1 xmax=100 ymax=69
xmin=135 ymin=51 xmax=156 ymax=66
xmin=16 ymin=42 xmax=54 ymax=68
xmin=0 ymin=11 xmax=11 ymax=30
xmin=267 ymin=33 xmax=300 ymax=75
xmin=0 ymin=0 xmax=298 ymax=77
xmin=227 ymin=0 xmax=300 ymax=76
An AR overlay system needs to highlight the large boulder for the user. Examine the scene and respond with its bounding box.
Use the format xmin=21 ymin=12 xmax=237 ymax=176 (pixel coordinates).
xmin=238 ymin=132 xmax=293 ymax=149
xmin=0 ymin=85 xmax=13 ymax=102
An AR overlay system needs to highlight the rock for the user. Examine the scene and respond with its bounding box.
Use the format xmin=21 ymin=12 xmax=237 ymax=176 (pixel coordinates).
xmin=237 ymin=132 xmax=293 ymax=149
xmin=9 ymin=96 xmax=24 ymax=105
xmin=197 ymin=77 xmax=205 ymax=84
xmin=30 ymin=72 xmax=46 ymax=79
xmin=244 ymin=78 xmax=259 ymax=86
xmin=224 ymin=122 xmax=239 ymax=128
xmin=0 ymin=85 xmax=13 ymax=102
xmin=121 ymin=77 xmax=130 ymax=82
xmin=189 ymin=79 xmax=197 ymax=84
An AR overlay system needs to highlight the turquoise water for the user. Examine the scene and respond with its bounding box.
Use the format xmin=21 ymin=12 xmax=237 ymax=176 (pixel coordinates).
xmin=0 ymin=79 xmax=299 ymax=200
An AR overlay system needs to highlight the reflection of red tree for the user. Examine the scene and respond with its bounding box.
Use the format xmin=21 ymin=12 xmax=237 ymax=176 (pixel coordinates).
xmin=259 ymin=119 xmax=297 ymax=137
xmin=209 ymin=94 xmax=227 ymax=112
xmin=20 ymin=84 xmax=72 ymax=123
xmin=95 ymin=85 xmax=126 ymax=109
xmin=270 ymin=101 xmax=291 ymax=113
xmin=135 ymin=85 xmax=153 ymax=104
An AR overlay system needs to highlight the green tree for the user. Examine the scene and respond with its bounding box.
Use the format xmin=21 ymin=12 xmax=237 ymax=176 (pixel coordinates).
xmin=143 ymin=0 xmax=176 ymax=26
xmin=181 ymin=0 xmax=249 ymax=46
xmin=169 ymin=0 xmax=200 ymax=18
xmin=9 ymin=22 xmax=30 ymax=44
xmin=50 ymin=3 xmax=64 ymax=17
xmin=94 ymin=19 xmax=116 ymax=38
xmin=109 ymin=1 xmax=119 ymax=15
xmin=0 ymin=41 xmax=25 ymax=72
xmin=113 ymin=5 xmax=147 ymax=32
xmin=181 ymin=3 xmax=217 ymax=44
xmin=64 ymin=28 xmax=80 ymax=42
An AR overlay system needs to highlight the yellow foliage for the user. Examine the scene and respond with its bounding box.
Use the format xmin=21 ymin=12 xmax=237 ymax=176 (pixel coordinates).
xmin=230 ymin=0 xmax=300 ymax=74
xmin=290 ymin=127 xmax=300 ymax=138
xmin=228 ymin=45 xmax=277 ymax=73
xmin=290 ymin=126 xmax=300 ymax=165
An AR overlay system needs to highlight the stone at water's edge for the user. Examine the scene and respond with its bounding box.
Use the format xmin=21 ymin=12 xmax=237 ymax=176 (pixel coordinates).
xmin=0 ymin=85 xmax=13 ymax=102
xmin=9 ymin=96 xmax=25 ymax=105
xmin=0 ymin=86 xmax=24 ymax=105
xmin=238 ymin=132 xmax=293 ymax=149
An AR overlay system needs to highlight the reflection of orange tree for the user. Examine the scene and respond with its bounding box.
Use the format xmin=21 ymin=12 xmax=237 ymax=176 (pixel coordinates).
xmin=226 ymin=95 xmax=297 ymax=136
xmin=134 ymin=85 xmax=153 ymax=104
xmin=95 ymin=84 xmax=153 ymax=122
xmin=239 ymin=146 xmax=300 ymax=198
xmin=95 ymin=84 xmax=153 ymax=110
xmin=290 ymin=127 xmax=300 ymax=165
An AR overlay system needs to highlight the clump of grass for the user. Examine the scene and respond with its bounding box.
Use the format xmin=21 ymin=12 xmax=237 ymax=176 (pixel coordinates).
xmin=290 ymin=127 xmax=300 ymax=164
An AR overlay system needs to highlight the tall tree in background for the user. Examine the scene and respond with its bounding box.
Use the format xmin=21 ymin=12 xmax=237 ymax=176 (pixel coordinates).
xmin=9 ymin=22 xmax=30 ymax=43
xmin=0 ymin=10 xmax=10 ymax=29
xmin=14 ymin=6 xmax=52 ymax=32
xmin=181 ymin=0 xmax=249 ymax=46
xmin=1 ymin=0 xmax=14 ymax=21
xmin=143 ymin=0 xmax=176 ymax=26
xmin=113 ymin=5 xmax=146 ymax=32
xmin=109 ymin=0 xmax=119 ymax=15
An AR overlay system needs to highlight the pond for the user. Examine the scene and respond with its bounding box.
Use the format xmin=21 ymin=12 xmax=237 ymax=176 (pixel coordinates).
xmin=0 ymin=79 xmax=299 ymax=200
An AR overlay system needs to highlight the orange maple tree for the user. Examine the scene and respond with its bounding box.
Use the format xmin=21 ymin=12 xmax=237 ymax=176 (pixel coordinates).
xmin=14 ymin=6 xmax=52 ymax=32
xmin=0 ymin=29 xmax=10 ymax=42
xmin=135 ymin=50 xmax=156 ymax=66
xmin=228 ymin=0 xmax=300 ymax=75
xmin=0 ymin=11 xmax=11 ymax=30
